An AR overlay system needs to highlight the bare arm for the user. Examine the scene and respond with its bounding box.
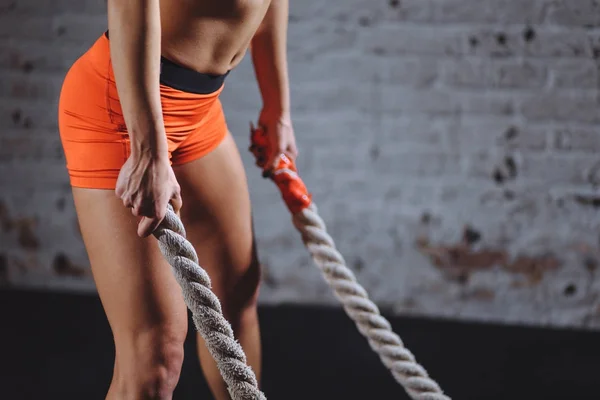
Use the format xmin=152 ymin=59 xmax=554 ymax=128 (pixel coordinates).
xmin=250 ymin=0 xmax=298 ymax=169
xmin=108 ymin=0 xmax=182 ymax=237
xmin=251 ymin=0 xmax=290 ymax=118
xmin=107 ymin=0 xmax=167 ymax=158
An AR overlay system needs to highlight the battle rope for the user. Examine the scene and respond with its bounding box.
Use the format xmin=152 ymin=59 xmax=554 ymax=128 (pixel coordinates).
xmin=249 ymin=124 xmax=450 ymax=400
xmin=150 ymin=125 xmax=450 ymax=400
xmin=153 ymin=208 xmax=266 ymax=400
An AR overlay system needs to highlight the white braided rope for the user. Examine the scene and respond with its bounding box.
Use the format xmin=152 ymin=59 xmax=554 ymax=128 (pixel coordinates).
xmin=292 ymin=203 xmax=450 ymax=400
xmin=153 ymin=206 xmax=266 ymax=400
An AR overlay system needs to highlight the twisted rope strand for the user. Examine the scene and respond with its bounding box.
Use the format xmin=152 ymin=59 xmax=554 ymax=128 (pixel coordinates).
xmin=154 ymin=207 xmax=266 ymax=400
xmin=293 ymin=203 xmax=450 ymax=400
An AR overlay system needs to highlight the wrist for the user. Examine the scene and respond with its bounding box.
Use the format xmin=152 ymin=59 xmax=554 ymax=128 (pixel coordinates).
xmin=129 ymin=131 xmax=169 ymax=161
xmin=260 ymin=105 xmax=291 ymax=121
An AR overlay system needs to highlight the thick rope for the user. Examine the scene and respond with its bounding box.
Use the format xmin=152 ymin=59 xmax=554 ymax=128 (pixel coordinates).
xmin=153 ymin=206 xmax=266 ymax=400
xmin=290 ymin=203 xmax=451 ymax=400
xmin=249 ymin=124 xmax=450 ymax=400
xmin=148 ymin=123 xmax=450 ymax=399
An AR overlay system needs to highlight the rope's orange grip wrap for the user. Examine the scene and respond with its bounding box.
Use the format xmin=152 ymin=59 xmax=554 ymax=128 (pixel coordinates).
xmin=249 ymin=124 xmax=312 ymax=214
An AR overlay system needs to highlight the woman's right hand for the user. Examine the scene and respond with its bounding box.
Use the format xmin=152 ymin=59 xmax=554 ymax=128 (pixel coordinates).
xmin=115 ymin=151 xmax=182 ymax=238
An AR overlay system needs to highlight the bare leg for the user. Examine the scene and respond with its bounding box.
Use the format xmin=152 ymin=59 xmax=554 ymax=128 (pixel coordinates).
xmin=72 ymin=188 xmax=188 ymax=400
xmin=173 ymin=133 xmax=262 ymax=400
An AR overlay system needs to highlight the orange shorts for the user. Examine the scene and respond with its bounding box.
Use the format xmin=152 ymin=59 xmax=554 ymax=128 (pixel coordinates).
xmin=58 ymin=33 xmax=229 ymax=189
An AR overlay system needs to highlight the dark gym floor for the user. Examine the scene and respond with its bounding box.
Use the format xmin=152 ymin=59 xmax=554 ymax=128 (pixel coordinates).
xmin=1 ymin=288 xmax=599 ymax=400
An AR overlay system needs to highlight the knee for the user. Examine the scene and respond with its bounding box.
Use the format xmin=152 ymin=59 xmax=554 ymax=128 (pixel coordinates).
xmin=143 ymin=339 xmax=184 ymax=398
xmin=221 ymin=250 xmax=261 ymax=322
xmin=113 ymin=327 xmax=186 ymax=399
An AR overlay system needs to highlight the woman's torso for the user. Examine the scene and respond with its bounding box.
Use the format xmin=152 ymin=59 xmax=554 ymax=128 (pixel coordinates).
xmin=159 ymin=0 xmax=272 ymax=75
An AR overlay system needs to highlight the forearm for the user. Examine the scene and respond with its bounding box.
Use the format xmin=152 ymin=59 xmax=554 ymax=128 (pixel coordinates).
xmin=251 ymin=0 xmax=290 ymax=117
xmin=107 ymin=0 xmax=167 ymax=158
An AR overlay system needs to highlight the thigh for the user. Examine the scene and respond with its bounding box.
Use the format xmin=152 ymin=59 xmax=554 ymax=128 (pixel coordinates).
xmin=173 ymin=132 xmax=260 ymax=312
xmin=72 ymin=188 xmax=188 ymax=348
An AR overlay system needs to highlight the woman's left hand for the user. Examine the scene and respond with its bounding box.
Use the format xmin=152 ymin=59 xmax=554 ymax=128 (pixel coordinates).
xmin=257 ymin=109 xmax=298 ymax=173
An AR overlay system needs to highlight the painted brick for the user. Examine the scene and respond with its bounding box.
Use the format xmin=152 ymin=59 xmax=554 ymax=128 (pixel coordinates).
xmin=0 ymin=98 xmax=60 ymax=129
xmin=0 ymin=71 xmax=64 ymax=101
xmin=445 ymin=118 xmax=548 ymax=151
xmin=0 ymin=39 xmax=85 ymax=72
xmin=379 ymin=87 xmax=461 ymax=115
xmin=543 ymin=0 xmax=600 ymax=28
xmin=520 ymin=92 xmax=600 ymax=124
xmin=0 ymin=0 xmax=106 ymax=16
xmin=551 ymin=127 xmax=600 ymax=153
xmin=430 ymin=0 xmax=546 ymax=24
xmin=53 ymin=14 xmax=106 ymax=44
xmin=0 ymin=129 xmax=64 ymax=161
xmin=460 ymin=92 xmax=517 ymax=117
xmin=466 ymin=27 xmax=595 ymax=58
xmin=549 ymin=59 xmax=599 ymax=89
xmin=370 ymin=150 xmax=463 ymax=177
xmin=0 ymin=15 xmax=55 ymax=41
xmin=441 ymin=59 xmax=548 ymax=89
xmin=519 ymin=153 xmax=600 ymax=185
xmin=359 ymin=25 xmax=464 ymax=57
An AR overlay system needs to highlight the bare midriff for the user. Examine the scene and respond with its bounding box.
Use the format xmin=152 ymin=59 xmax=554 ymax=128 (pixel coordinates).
xmin=159 ymin=0 xmax=272 ymax=75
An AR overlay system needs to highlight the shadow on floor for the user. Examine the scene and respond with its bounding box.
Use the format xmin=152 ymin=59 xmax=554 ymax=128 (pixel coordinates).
xmin=1 ymin=288 xmax=599 ymax=399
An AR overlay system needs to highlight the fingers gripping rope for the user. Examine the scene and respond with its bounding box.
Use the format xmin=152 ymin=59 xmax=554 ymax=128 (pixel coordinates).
xmin=250 ymin=125 xmax=451 ymax=400
xmin=153 ymin=208 xmax=266 ymax=400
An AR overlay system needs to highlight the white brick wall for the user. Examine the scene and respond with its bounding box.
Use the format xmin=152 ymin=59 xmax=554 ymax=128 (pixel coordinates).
xmin=1 ymin=0 xmax=600 ymax=329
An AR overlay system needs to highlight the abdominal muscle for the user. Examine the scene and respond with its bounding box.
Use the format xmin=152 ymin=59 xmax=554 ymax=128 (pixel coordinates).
xmin=159 ymin=0 xmax=272 ymax=75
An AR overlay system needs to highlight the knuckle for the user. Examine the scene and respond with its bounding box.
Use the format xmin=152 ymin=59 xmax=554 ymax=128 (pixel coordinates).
xmin=155 ymin=206 xmax=166 ymax=220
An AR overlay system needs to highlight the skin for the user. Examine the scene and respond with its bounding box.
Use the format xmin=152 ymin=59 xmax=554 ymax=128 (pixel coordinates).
xmin=75 ymin=0 xmax=297 ymax=399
